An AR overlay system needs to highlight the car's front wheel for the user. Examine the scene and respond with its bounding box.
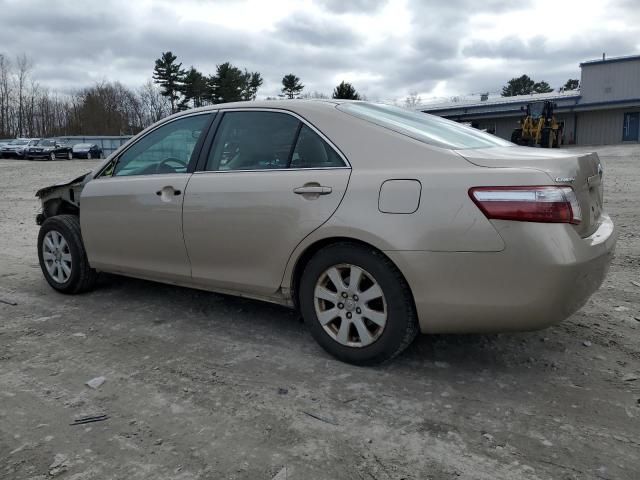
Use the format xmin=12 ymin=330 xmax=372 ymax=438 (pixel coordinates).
xmin=49 ymin=152 xmax=55 ymax=161
xmin=67 ymin=151 xmax=73 ymax=160
xmin=38 ymin=215 xmax=97 ymax=294
xmin=86 ymin=152 xmax=92 ymax=160
xmin=299 ymin=243 xmax=418 ymax=365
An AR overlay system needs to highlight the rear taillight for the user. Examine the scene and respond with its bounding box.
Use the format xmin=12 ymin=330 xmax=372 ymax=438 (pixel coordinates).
xmin=469 ymin=186 xmax=581 ymax=225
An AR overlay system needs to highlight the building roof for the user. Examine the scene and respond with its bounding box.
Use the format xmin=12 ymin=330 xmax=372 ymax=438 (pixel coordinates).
xmin=580 ymin=53 xmax=640 ymax=67
xmin=418 ymin=90 xmax=580 ymax=113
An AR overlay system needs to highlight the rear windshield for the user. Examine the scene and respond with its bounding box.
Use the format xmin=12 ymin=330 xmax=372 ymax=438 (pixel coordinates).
xmin=337 ymin=102 xmax=513 ymax=150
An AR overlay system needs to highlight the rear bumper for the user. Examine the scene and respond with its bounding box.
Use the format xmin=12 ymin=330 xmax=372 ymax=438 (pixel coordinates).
xmin=386 ymin=214 xmax=617 ymax=334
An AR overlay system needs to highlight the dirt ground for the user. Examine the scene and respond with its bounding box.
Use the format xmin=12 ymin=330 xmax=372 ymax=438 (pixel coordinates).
xmin=0 ymin=144 xmax=638 ymax=480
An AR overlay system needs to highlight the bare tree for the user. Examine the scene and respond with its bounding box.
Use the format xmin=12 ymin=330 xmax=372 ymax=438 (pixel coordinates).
xmin=0 ymin=54 xmax=13 ymax=137
xmin=404 ymin=91 xmax=422 ymax=109
xmin=15 ymin=54 xmax=32 ymax=136
xmin=139 ymin=80 xmax=171 ymax=125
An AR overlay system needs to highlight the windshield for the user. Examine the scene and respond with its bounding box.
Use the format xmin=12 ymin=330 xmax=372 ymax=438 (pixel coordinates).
xmin=529 ymin=102 xmax=545 ymax=118
xmin=337 ymin=102 xmax=513 ymax=150
xmin=40 ymin=140 xmax=57 ymax=146
xmin=10 ymin=139 xmax=29 ymax=145
xmin=74 ymin=143 xmax=92 ymax=148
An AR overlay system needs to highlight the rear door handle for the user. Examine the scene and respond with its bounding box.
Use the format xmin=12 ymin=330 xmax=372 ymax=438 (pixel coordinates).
xmin=293 ymin=185 xmax=332 ymax=195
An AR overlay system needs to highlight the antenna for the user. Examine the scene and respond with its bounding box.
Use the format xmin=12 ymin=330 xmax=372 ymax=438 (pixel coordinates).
xmin=602 ymin=52 xmax=606 ymax=61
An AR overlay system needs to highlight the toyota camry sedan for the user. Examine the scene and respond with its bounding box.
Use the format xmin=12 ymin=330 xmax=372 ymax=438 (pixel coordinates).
xmin=35 ymin=100 xmax=616 ymax=365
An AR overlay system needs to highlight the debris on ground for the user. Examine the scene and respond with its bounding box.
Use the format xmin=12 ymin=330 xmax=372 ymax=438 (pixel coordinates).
xmin=622 ymin=373 xmax=639 ymax=382
xmin=614 ymin=306 xmax=630 ymax=312
xmin=273 ymin=466 xmax=291 ymax=480
xmin=277 ymin=387 xmax=288 ymax=395
xmin=482 ymin=433 xmax=495 ymax=443
xmin=70 ymin=414 xmax=109 ymax=426
xmin=85 ymin=376 xmax=106 ymax=389
xmin=302 ymin=410 xmax=339 ymax=426
xmin=631 ymin=281 xmax=640 ymax=287
xmin=583 ymin=340 xmax=592 ymax=347
xmin=0 ymin=298 xmax=17 ymax=305
xmin=48 ymin=453 xmax=68 ymax=477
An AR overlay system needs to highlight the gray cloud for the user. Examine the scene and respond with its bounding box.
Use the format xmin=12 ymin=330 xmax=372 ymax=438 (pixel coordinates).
xmin=0 ymin=0 xmax=638 ymax=102
xmin=315 ymin=0 xmax=388 ymax=14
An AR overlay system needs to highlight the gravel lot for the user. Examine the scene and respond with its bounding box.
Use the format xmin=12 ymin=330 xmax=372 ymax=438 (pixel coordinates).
xmin=1 ymin=145 xmax=639 ymax=480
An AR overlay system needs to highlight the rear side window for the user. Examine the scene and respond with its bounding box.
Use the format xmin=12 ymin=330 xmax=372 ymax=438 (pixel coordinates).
xmin=338 ymin=102 xmax=513 ymax=150
xmin=206 ymin=111 xmax=299 ymax=171
xmin=290 ymin=125 xmax=345 ymax=168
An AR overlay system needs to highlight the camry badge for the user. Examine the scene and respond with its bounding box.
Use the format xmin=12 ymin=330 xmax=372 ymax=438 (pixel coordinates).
xmin=555 ymin=177 xmax=575 ymax=183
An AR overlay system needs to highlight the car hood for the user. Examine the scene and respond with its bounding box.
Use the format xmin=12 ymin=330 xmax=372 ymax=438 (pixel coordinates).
xmin=35 ymin=172 xmax=92 ymax=199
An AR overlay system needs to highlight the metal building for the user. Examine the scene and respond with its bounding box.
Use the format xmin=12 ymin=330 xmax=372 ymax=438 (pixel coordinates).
xmin=419 ymin=54 xmax=640 ymax=145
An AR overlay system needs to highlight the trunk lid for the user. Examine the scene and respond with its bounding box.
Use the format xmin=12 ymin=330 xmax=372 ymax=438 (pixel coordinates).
xmin=457 ymin=146 xmax=604 ymax=238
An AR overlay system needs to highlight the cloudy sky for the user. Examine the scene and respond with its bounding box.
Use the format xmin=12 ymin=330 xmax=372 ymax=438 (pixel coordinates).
xmin=0 ymin=0 xmax=638 ymax=103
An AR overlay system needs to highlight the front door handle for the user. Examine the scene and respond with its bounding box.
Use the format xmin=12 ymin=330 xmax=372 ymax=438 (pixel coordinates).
xmin=293 ymin=185 xmax=332 ymax=195
xmin=156 ymin=187 xmax=182 ymax=196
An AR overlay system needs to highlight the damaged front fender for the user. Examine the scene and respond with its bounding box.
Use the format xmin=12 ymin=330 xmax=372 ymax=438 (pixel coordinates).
xmin=35 ymin=172 xmax=93 ymax=225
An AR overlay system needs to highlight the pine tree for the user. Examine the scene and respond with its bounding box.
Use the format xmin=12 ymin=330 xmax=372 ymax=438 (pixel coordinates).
xmin=242 ymin=71 xmax=263 ymax=101
xmin=180 ymin=66 xmax=208 ymax=109
xmin=562 ymin=79 xmax=579 ymax=91
xmin=501 ymin=75 xmax=535 ymax=96
xmin=533 ymin=81 xmax=553 ymax=93
xmin=332 ymin=81 xmax=360 ymax=100
xmin=281 ymin=74 xmax=304 ymax=99
xmin=152 ymin=52 xmax=185 ymax=113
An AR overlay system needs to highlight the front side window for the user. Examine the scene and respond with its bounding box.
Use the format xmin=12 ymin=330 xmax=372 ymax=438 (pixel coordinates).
xmin=112 ymin=114 xmax=211 ymax=177
xmin=338 ymin=102 xmax=513 ymax=150
xmin=206 ymin=111 xmax=300 ymax=171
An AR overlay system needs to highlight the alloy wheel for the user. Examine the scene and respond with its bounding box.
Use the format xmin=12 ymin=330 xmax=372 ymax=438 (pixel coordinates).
xmin=314 ymin=263 xmax=387 ymax=347
xmin=42 ymin=230 xmax=72 ymax=283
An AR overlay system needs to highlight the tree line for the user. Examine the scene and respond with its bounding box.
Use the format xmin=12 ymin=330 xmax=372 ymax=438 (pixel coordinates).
xmin=152 ymin=51 xmax=363 ymax=114
xmin=0 ymin=53 xmax=172 ymax=138
xmin=0 ymin=49 xmax=584 ymax=139
xmin=501 ymin=75 xmax=579 ymax=97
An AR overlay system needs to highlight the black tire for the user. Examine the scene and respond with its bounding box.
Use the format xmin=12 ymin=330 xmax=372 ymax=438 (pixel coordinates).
xmin=49 ymin=152 xmax=55 ymax=161
xmin=67 ymin=151 xmax=73 ymax=160
xmin=38 ymin=215 xmax=97 ymax=294
xmin=87 ymin=152 xmax=92 ymax=160
xmin=510 ymin=128 xmax=522 ymax=144
xmin=299 ymin=242 xmax=418 ymax=365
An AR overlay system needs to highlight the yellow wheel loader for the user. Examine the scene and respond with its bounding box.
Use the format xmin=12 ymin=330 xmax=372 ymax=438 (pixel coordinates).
xmin=511 ymin=101 xmax=563 ymax=148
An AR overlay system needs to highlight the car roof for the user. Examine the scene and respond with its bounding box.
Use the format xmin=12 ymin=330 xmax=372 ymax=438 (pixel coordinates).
xmin=169 ymin=98 xmax=355 ymax=119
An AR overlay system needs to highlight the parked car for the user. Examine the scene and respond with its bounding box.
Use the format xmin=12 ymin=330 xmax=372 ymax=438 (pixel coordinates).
xmin=34 ymin=100 xmax=616 ymax=365
xmin=72 ymin=143 xmax=102 ymax=159
xmin=27 ymin=139 xmax=73 ymax=161
xmin=1 ymin=138 xmax=39 ymax=159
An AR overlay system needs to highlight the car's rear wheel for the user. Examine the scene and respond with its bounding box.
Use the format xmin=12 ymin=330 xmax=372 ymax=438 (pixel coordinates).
xmin=67 ymin=151 xmax=73 ymax=160
xmin=49 ymin=152 xmax=55 ymax=161
xmin=38 ymin=215 xmax=97 ymax=294
xmin=87 ymin=152 xmax=92 ymax=160
xmin=299 ymin=243 xmax=418 ymax=365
